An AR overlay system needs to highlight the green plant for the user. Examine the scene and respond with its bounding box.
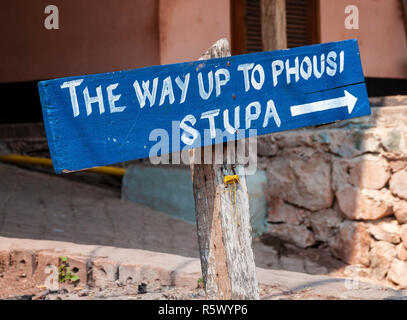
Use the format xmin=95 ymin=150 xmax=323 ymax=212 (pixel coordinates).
xmin=58 ymin=256 xmax=80 ymax=283
xmin=197 ymin=277 xmax=204 ymax=288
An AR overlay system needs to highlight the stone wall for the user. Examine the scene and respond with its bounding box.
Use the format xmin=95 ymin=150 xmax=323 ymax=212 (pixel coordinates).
xmin=257 ymin=103 xmax=407 ymax=289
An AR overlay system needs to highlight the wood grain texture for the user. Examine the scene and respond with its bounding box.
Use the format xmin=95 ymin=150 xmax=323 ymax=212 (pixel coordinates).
xmin=261 ymin=0 xmax=287 ymax=51
xmin=38 ymin=39 xmax=370 ymax=173
xmin=190 ymin=38 xmax=259 ymax=299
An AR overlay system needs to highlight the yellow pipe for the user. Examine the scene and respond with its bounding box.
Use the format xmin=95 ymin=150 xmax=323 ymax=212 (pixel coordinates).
xmin=0 ymin=154 xmax=126 ymax=176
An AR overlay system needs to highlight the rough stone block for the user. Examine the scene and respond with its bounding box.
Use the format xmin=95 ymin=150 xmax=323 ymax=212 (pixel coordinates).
xmin=267 ymin=223 xmax=315 ymax=248
xmin=369 ymin=105 xmax=407 ymax=128
xmin=393 ymin=199 xmax=407 ymax=224
xmin=309 ymin=208 xmax=343 ymax=242
xmin=396 ymin=243 xmax=407 ymax=261
xmin=118 ymin=264 xmax=143 ymax=285
xmin=367 ymin=218 xmax=401 ymax=244
xmin=8 ymin=249 xmax=35 ymax=277
xmin=63 ymin=256 xmax=88 ymax=287
xmin=389 ymin=170 xmax=407 ymax=200
xmin=33 ymin=251 xmax=60 ymax=288
xmin=92 ymin=259 xmax=118 ymax=289
xmin=267 ymin=147 xmax=333 ymax=211
xmin=34 ymin=252 xmax=88 ymax=288
xmin=349 ymin=155 xmax=390 ymax=190
xmin=401 ymin=224 xmax=407 ymax=248
xmin=329 ymin=129 xmax=381 ymax=158
xmin=332 ymin=155 xmax=390 ymax=191
xmin=336 ymin=187 xmax=393 ymax=220
xmin=387 ymin=259 xmax=407 ymax=288
xmin=379 ymin=128 xmax=407 ymax=153
xmin=257 ymin=135 xmax=278 ymax=156
xmin=389 ymin=160 xmax=407 ymax=173
xmin=267 ymin=196 xmax=308 ymax=225
xmin=0 ymin=250 xmax=8 ymax=274
xmin=370 ymin=241 xmax=396 ymax=280
xmin=331 ymin=221 xmax=371 ymax=266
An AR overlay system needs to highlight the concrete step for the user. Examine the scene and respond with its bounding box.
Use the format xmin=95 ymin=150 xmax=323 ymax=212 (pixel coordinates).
xmin=0 ymin=236 xmax=405 ymax=300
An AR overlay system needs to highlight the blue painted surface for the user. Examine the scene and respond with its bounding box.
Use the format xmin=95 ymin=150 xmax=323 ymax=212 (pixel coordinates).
xmin=122 ymin=165 xmax=268 ymax=236
xmin=38 ymin=39 xmax=370 ymax=173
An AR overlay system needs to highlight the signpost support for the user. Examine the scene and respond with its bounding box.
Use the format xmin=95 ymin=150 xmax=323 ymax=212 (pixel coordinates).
xmin=261 ymin=0 xmax=287 ymax=51
xmin=38 ymin=34 xmax=371 ymax=300
xmin=189 ymin=39 xmax=259 ymax=300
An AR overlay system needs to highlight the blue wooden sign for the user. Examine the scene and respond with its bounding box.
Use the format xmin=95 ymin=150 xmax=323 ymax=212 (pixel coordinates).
xmin=38 ymin=39 xmax=370 ymax=173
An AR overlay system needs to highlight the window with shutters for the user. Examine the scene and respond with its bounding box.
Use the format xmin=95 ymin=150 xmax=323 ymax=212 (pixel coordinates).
xmin=246 ymin=0 xmax=263 ymax=53
xmin=231 ymin=0 xmax=319 ymax=54
xmin=286 ymin=0 xmax=319 ymax=48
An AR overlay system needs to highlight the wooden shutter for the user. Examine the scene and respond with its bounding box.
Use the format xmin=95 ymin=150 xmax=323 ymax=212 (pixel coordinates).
xmin=246 ymin=0 xmax=263 ymax=52
xmin=231 ymin=0 xmax=262 ymax=55
xmin=231 ymin=0 xmax=319 ymax=54
xmin=286 ymin=0 xmax=319 ymax=48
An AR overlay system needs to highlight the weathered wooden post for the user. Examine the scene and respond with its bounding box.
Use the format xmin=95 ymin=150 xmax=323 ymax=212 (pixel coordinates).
xmin=189 ymin=38 xmax=259 ymax=300
xmin=261 ymin=0 xmax=287 ymax=51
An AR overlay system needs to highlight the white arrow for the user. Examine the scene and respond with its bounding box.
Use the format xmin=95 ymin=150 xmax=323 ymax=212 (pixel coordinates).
xmin=290 ymin=90 xmax=358 ymax=117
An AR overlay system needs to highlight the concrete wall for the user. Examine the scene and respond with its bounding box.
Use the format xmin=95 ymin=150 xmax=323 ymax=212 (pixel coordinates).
xmin=0 ymin=0 xmax=160 ymax=82
xmin=122 ymin=165 xmax=268 ymax=237
xmin=158 ymin=0 xmax=231 ymax=64
xmin=319 ymin=0 xmax=407 ymax=79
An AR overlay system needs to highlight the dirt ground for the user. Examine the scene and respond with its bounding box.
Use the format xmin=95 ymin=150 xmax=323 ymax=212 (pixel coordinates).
xmin=0 ymin=283 xmax=386 ymax=301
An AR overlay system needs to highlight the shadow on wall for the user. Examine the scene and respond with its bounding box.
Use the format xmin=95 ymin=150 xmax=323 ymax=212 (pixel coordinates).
xmin=0 ymin=161 xmax=202 ymax=258
xmin=122 ymin=164 xmax=268 ymax=237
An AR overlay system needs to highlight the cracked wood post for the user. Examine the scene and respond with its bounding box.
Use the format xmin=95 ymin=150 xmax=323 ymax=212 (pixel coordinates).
xmin=189 ymin=38 xmax=259 ymax=300
xmin=261 ymin=0 xmax=287 ymax=51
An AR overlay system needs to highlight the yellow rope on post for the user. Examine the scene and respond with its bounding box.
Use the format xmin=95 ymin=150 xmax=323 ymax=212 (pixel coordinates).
xmin=224 ymin=174 xmax=241 ymax=227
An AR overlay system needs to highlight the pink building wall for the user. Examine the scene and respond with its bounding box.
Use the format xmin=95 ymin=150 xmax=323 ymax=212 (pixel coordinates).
xmin=1 ymin=0 xmax=405 ymax=83
xmin=0 ymin=0 xmax=231 ymax=83
xmin=319 ymin=0 xmax=407 ymax=79
xmin=158 ymin=0 xmax=231 ymax=65
xmin=0 ymin=0 xmax=160 ymax=83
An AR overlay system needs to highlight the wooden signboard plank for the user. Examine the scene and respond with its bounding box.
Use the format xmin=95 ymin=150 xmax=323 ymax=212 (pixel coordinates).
xmin=38 ymin=39 xmax=370 ymax=173
xmin=37 ymin=37 xmax=372 ymax=300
